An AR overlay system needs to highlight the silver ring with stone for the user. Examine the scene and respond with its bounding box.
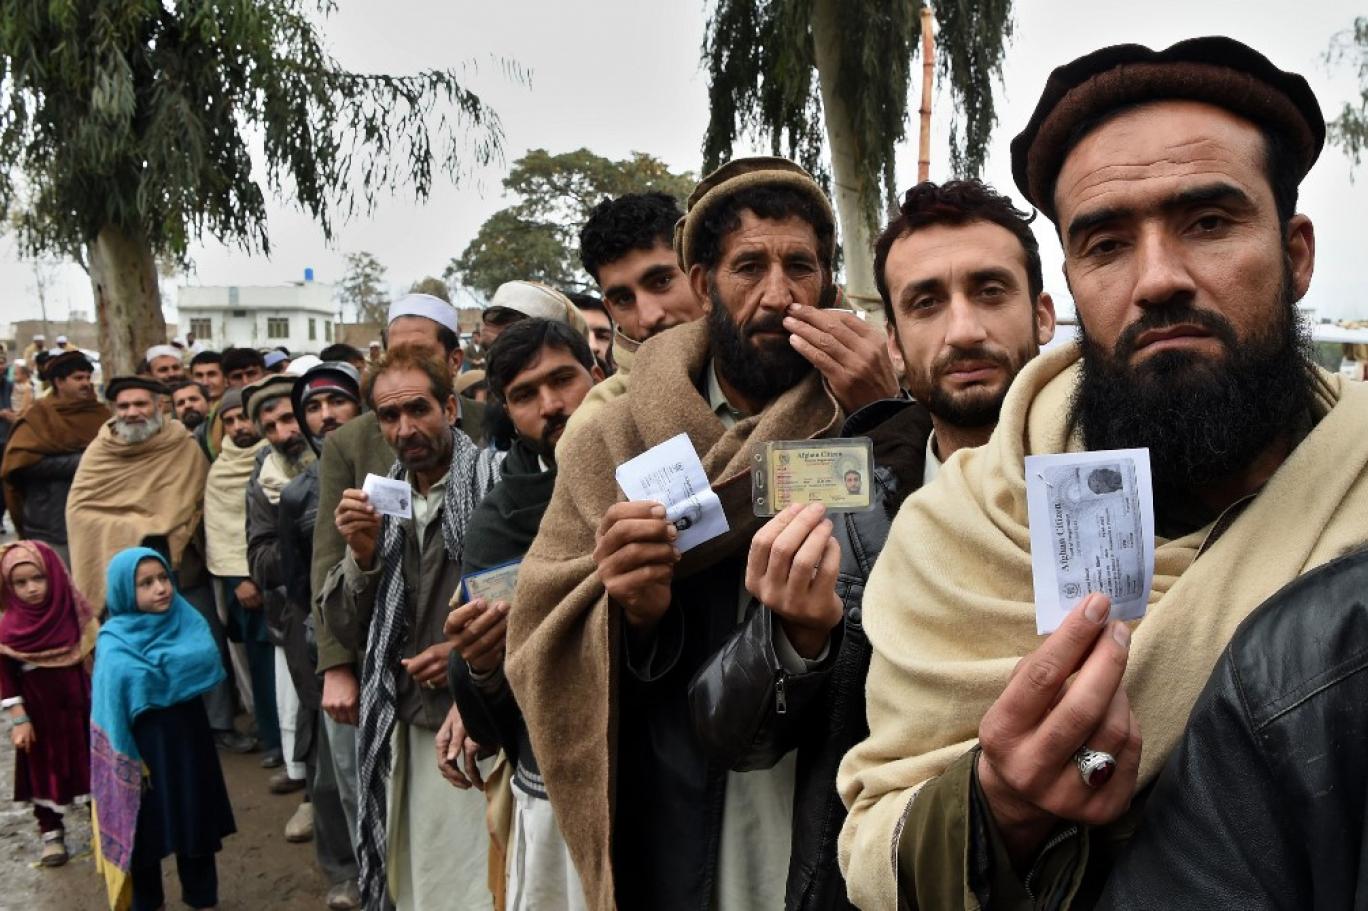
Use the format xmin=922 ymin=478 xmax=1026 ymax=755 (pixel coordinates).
xmin=1073 ymin=746 xmax=1116 ymax=788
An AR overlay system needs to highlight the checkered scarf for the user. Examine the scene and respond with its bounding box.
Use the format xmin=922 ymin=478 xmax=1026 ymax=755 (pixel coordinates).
xmin=356 ymin=427 xmax=501 ymax=909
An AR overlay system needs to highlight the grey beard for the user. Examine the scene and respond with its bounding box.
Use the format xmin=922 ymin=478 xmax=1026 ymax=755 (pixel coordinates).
xmin=113 ymin=410 xmax=163 ymax=445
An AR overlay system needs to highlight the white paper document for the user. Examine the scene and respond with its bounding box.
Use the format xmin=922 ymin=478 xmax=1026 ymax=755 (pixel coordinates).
xmin=1025 ymin=448 xmax=1155 ymax=634
xmin=615 ymin=433 xmax=729 ymax=553
xmin=362 ymin=473 xmax=413 ymax=520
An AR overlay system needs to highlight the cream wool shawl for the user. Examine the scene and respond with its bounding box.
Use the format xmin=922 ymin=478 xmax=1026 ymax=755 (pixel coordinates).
xmin=204 ymin=436 xmax=268 ymax=577
xmin=837 ymin=343 xmax=1368 ymax=909
xmin=506 ymin=318 xmax=842 ymax=911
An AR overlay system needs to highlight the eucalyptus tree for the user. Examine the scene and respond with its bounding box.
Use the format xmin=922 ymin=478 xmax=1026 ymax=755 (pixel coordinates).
xmin=702 ymin=0 xmax=1012 ymax=306
xmin=0 ymin=1 xmax=510 ymax=373
xmin=1327 ymin=16 xmax=1368 ymax=169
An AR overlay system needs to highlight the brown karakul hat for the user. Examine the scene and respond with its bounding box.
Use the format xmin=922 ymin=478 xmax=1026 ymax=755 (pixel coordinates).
xmin=104 ymin=375 xmax=168 ymax=400
xmin=1011 ymin=36 xmax=1325 ymax=221
xmin=674 ymin=155 xmax=836 ymax=271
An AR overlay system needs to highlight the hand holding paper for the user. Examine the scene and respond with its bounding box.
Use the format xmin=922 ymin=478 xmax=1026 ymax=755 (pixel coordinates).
xmin=615 ymin=433 xmax=729 ymax=553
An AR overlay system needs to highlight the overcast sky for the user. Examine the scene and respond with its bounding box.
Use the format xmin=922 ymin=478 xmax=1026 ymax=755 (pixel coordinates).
xmin=4 ymin=0 xmax=1365 ymax=329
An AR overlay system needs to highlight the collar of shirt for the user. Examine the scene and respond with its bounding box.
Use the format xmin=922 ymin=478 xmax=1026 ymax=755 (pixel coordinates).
xmin=706 ymin=360 xmax=747 ymax=431
xmin=923 ymin=430 xmax=941 ymax=487
xmin=405 ymin=470 xmax=448 ymax=551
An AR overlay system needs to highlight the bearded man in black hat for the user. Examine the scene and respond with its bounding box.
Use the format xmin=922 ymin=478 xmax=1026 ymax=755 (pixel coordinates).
xmin=838 ymin=37 xmax=1368 ymax=910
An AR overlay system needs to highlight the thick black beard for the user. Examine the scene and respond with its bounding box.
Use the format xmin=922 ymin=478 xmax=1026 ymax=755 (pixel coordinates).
xmin=708 ymin=283 xmax=814 ymax=404
xmin=178 ymin=410 xmax=204 ymax=430
xmin=1072 ymin=272 xmax=1315 ymax=495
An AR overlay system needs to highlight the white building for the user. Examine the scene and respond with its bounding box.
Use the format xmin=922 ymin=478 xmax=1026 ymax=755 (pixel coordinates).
xmin=176 ymin=276 xmax=338 ymax=354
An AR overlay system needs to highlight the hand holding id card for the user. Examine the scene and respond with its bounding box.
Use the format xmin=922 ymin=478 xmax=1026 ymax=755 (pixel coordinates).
xmin=751 ymin=437 xmax=874 ymax=516
xmin=362 ymin=473 xmax=412 ymax=520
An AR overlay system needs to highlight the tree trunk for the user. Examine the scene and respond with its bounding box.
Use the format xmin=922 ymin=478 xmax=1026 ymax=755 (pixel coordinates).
xmin=812 ymin=0 xmax=879 ymax=313
xmin=88 ymin=224 xmax=165 ymax=378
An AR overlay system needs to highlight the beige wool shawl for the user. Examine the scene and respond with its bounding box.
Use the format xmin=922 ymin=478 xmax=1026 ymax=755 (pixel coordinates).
xmin=837 ymin=343 xmax=1368 ymax=909
xmin=204 ymin=436 xmax=268 ymax=577
xmin=66 ymin=419 xmax=208 ymax=611
xmin=506 ymin=318 xmax=842 ymax=911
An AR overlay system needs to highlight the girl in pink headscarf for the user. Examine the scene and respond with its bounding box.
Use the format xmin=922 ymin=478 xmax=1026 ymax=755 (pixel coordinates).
xmin=1 ymin=540 xmax=98 ymax=866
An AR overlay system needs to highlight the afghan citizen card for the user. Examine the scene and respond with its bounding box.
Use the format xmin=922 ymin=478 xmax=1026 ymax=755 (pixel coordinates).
xmin=461 ymin=560 xmax=521 ymax=606
xmin=362 ymin=473 xmax=413 ymax=520
xmin=615 ymin=433 xmax=729 ymax=553
xmin=752 ymin=437 xmax=874 ymax=516
xmin=1025 ymin=449 xmax=1155 ymax=634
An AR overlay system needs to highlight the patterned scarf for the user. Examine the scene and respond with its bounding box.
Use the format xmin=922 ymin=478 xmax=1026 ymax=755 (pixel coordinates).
xmin=356 ymin=427 xmax=501 ymax=910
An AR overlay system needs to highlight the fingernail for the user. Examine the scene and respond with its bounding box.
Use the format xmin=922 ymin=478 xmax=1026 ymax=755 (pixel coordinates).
xmin=1112 ymin=622 xmax=1131 ymax=649
xmin=666 ymin=524 xmax=678 ymax=539
xmin=1083 ymin=595 xmax=1108 ymax=623
xmin=672 ymin=547 xmax=682 ymax=560
xmin=651 ymin=505 xmax=666 ymax=518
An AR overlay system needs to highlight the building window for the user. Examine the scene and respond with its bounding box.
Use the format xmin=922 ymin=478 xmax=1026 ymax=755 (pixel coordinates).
xmin=267 ymin=317 xmax=290 ymax=339
xmin=189 ymin=318 xmax=212 ymax=339
xmin=324 ymin=320 xmax=333 ymax=342
xmin=309 ymin=318 xmax=317 ymax=341
xmin=231 ymin=309 xmax=247 ymax=318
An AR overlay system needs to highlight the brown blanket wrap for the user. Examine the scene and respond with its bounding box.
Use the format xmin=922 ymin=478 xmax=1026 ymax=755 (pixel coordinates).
xmin=506 ymin=318 xmax=842 ymax=910
xmin=66 ymin=420 xmax=208 ymax=610
xmin=1 ymin=395 xmax=109 ymax=535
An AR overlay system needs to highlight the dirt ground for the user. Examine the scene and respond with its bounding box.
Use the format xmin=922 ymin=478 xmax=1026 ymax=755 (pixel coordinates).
xmin=0 ymin=730 xmax=330 ymax=910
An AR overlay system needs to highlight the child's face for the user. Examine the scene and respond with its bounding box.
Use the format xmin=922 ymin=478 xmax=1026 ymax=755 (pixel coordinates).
xmin=8 ymin=562 xmax=48 ymax=606
xmin=133 ymin=559 xmax=174 ymax=614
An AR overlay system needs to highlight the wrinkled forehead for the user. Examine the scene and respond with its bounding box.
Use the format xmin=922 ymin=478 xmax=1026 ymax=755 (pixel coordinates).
xmin=1054 ymin=99 xmax=1272 ymax=228
xmin=115 ymin=389 xmax=155 ymax=407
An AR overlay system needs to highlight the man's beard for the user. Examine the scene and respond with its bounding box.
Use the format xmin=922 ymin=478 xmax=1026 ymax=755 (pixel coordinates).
xmin=905 ymin=336 xmax=1038 ymax=429
xmin=178 ymin=410 xmax=205 ymax=430
xmin=531 ymin=412 xmax=568 ymax=466
xmin=272 ymin=433 xmax=311 ymax=468
xmin=113 ymin=410 xmax=163 ymax=445
xmin=397 ymin=426 xmax=453 ymax=475
xmin=1072 ymin=268 xmax=1315 ymax=494
xmin=708 ymin=282 xmax=815 ymax=404
xmin=230 ymin=429 xmax=261 ymax=448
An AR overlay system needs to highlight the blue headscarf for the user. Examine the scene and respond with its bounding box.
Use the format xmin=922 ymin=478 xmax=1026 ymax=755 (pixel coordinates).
xmin=90 ymin=546 xmax=225 ymax=910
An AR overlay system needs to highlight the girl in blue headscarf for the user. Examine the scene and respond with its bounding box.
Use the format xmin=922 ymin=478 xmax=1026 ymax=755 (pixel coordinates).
xmin=90 ymin=547 xmax=236 ymax=911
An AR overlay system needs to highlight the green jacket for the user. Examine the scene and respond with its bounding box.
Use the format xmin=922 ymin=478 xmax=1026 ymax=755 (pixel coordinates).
xmin=310 ymin=397 xmax=486 ymax=672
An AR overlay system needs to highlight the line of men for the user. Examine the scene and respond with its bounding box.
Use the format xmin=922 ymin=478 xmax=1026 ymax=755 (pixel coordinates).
xmin=4 ymin=31 xmax=1362 ymax=911
xmin=308 ymin=34 xmax=1368 ymax=911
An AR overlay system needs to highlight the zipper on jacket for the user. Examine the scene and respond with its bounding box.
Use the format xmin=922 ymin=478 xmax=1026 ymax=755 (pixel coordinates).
xmin=775 ymin=672 xmax=788 ymax=715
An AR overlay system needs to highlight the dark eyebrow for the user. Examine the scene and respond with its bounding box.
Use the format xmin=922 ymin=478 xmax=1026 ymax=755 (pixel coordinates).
xmin=967 ymin=267 xmax=1018 ymax=287
xmin=1066 ymin=182 xmax=1255 ymax=247
xmin=637 ymin=263 xmax=676 ymax=284
xmin=898 ymin=277 xmax=944 ymax=306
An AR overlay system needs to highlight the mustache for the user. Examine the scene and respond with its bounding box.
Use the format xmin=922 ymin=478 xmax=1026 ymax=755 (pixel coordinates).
xmin=540 ymin=412 xmax=568 ymax=445
xmin=1109 ymin=303 xmax=1239 ymax=360
xmin=743 ymin=314 xmax=790 ymax=340
xmin=933 ymin=345 xmax=1012 ymax=377
xmin=317 ymin=418 xmax=341 ymax=435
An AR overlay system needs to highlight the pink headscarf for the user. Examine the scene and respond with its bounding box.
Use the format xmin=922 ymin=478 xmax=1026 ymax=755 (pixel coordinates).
xmin=0 ymin=540 xmax=98 ymax=667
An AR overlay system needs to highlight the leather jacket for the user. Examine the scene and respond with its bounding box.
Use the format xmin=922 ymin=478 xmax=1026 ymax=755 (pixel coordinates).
xmin=688 ymin=398 xmax=932 ymax=911
xmin=1098 ymin=548 xmax=1368 ymax=910
xmin=11 ymin=451 xmax=83 ymax=544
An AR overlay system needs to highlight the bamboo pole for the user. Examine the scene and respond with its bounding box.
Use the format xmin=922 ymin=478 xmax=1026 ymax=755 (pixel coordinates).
xmin=918 ymin=5 xmax=935 ymax=182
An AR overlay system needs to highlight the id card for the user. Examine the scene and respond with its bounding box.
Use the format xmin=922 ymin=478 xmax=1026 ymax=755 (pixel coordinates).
xmin=461 ymin=559 xmax=522 ymax=606
xmin=752 ymin=437 xmax=875 ymax=516
xmin=1025 ymin=448 xmax=1155 ymax=634
xmin=362 ymin=473 xmax=413 ymax=520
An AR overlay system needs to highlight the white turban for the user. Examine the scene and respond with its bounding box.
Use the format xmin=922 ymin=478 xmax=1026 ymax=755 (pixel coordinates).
xmin=145 ymin=344 xmax=180 ymax=363
xmin=388 ymin=293 xmax=458 ymax=333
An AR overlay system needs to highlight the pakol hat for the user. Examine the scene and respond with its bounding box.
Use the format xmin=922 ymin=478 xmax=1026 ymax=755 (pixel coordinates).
xmin=242 ymin=375 xmax=298 ymax=424
xmin=1011 ymin=36 xmax=1325 ymax=222
xmin=105 ymin=376 xmax=168 ymax=401
xmin=41 ymin=349 xmax=93 ymax=381
xmin=673 ymin=155 xmax=835 ymax=271
xmin=485 ymin=281 xmax=590 ymax=340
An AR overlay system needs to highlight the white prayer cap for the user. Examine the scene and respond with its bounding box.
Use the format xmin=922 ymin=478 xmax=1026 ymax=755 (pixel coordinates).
xmin=368 ymin=339 xmax=382 ymax=348
xmin=55 ymin=335 xmax=68 ymax=345
xmin=486 ymin=281 xmax=577 ymax=324
xmin=145 ymin=344 xmax=180 ymax=363
xmin=387 ymin=293 xmax=458 ymax=333
xmin=287 ymin=354 xmax=322 ymax=376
